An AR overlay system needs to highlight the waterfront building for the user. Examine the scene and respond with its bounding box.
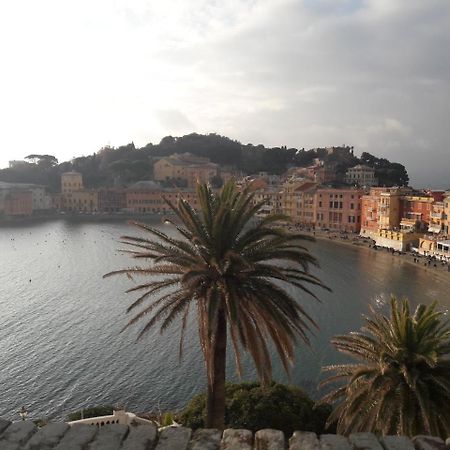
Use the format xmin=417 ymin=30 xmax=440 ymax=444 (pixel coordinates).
xmin=435 ymin=239 xmax=450 ymax=260
xmin=126 ymin=181 xmax=200 ymax=214
xmin=285 ymin=180 xmax=317 ymax=226
xmin=62 ymin=190 xmax=99 ymax=213
xmin=345 ymin=164 xmax=377 ymax=187
xmin=418 ymin=236 xmax=437 ymax=256
xmin=360 ymin=187 xmax=407 ymax=237
xmin=314 ymin=187 xmax=363 ymax=232
xmin=444 ymin=192 xmax=450 ymax=235
xmin=3 ymin=190 xmax=33 ymax=216
xmin=374 ymin=229 xmax=420 ymax=252
xmin=26 ymin=184 xmax=52 ymax=212
xmin=153 ymin=153 xmax=218 ymax=188
xmin=253 ymin=188 xmax=283 ymax=218
xmin=400 ymin=194 xmax=434 ymax=232
xmin=98 ymin=188 xmax=127 ymax=212
xmin=281 ymin=178 xmax=313 ymax=220
xmin=429 ymin=201 xmax=446 ymax=234
xmin=61 ymin=172 xmax=83 ymax=194
xmin=0 ymin=181 xmax=51 ymax=215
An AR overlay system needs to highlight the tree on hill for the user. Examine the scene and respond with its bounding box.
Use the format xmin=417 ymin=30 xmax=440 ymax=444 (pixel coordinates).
xmin=0 ymin=134 xmax=410 ymax=189
xmin=360 ymin=152 xmax=409 ymax=186
xmin=104 ymin=181 xmax=328 ymax=429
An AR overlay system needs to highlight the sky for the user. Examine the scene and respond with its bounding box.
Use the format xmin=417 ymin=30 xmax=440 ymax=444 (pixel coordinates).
xmin=0 ymin=0 xmax=449 ymax=188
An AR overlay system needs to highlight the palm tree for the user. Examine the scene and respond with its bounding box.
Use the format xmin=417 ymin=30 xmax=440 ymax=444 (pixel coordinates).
xmin=105 ymin=181 xmax=327 ymax=429
xmin=319 ymin=297 xmax=450 ymax=437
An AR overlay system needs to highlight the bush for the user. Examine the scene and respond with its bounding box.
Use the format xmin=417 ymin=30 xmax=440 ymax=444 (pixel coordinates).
xmin=67 ymin=405 xmax=114 ymax=421
xmin=180 ymin=382 xmax=332 ymax=436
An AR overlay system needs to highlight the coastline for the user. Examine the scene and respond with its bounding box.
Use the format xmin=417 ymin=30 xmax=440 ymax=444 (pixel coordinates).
xmin=0 ymin=212 xmax=166 ymax=227
xmin=301 ymin=229 xmax=450 ymax=283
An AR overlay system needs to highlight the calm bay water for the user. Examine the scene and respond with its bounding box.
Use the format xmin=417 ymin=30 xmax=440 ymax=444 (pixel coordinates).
xmin=1 ymin=218 xmax=449 ymax=421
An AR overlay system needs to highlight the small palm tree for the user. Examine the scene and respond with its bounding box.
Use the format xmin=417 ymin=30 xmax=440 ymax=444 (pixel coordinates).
xmin=105 ymin=181 xmax=327 ymax=429
xmin=319 ymin=297 xmax=450 ymax=437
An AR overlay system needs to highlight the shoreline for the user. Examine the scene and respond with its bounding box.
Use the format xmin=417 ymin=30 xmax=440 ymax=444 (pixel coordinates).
xmin=301 ymin=229 xmax=450 ymax=283
xmin=0 ymin=213 xmax=166 ymax=227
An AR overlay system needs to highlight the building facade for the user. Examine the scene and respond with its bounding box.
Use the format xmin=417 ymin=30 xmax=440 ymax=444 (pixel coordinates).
xmin=153 ymin=153 xmax=218 ymax=188
xmin=4 ymin=190 xmax=33 ymax=216
xmin=400 ymin=195 xmax=434 ymax=232
xmin=98 ymin=188 xmax=127 ymax=212
xmin=360 ymin=187 xmax=406 ymax=237
xmin=314 ymin=188 xmax=363 ymax=232
xmin=345 ymin=165 xmax=377 ymax=187
xmin=61 ymin=172 xmax=83 ymax=194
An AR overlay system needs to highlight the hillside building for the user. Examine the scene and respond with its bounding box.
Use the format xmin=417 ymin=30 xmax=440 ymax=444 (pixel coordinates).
xmin=153 ymin=153 xmax=218 ymax=188
xmin=345 ymin=165 xmax=377 ymax=187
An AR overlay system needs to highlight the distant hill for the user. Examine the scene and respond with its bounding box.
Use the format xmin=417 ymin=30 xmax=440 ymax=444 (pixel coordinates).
xmin=0 ymin=133 xmax=409 ymax=190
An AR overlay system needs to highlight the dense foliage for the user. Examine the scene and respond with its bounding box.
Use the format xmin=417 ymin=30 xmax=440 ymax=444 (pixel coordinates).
xmin=319 ymin=297 xmax=450 ymax=437
xmin=67 ymin=405 xmax=114 ymax=421
xmin=181 ymin=382 xmax=332 ymax=436
xmin=0 ymin=133 xmax=409 ymax=189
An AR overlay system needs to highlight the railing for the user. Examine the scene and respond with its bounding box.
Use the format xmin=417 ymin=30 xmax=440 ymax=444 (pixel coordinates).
xmin=67 ymin=410 xmax=155 ymax=428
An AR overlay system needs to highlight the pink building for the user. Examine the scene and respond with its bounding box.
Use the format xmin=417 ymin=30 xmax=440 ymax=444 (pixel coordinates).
xmin=314 ymin=188 xmax=364 ymax=232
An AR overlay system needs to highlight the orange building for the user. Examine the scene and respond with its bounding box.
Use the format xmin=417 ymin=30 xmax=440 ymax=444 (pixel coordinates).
xmin=360 ymin=187 xmax=407 ymax=237
xmin=314 ymin=188 xmax=363 ymax=232
xmin=400 ymin=195 xmax=434 ymax=232
xmin=4 ymin=190 xmax=33 ymax=216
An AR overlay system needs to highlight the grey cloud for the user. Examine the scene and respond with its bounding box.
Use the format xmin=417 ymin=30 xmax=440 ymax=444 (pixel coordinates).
xmin=161 ymin=0 xmax=450 ymax=187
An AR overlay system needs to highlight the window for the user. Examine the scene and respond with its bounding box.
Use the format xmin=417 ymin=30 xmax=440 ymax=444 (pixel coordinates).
xmin=350 ymin=203 xmax=354 ymax=209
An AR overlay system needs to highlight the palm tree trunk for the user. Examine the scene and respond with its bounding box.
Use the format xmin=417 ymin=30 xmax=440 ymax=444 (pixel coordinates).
xmin=205 ymin=309 xmax=227 ymax=429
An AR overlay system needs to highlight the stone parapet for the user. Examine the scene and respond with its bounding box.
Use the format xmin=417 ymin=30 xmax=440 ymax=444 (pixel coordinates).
xmin=0 ymin=419 xmax=447 ymax=450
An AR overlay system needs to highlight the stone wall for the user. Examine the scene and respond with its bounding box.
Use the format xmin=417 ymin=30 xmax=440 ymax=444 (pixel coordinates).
xmin=0 ymin=418 xmax=448 ymax=450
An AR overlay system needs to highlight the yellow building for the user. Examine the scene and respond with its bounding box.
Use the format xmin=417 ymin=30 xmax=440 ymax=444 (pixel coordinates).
xmin=281 ymin=178 xmax=317 ymax=225
xmin=378 ymin=190 xmax=403 ymax=230
xmin=444 ymin=193 xmax=450 ymax=235
xmin=153 ymin=153 xmax=218 ymax=188
xmin=418 ymin=237 xmax=437 ymax=256
xmin=374 ymin=229 xmax=420 ymax=252
xmin=61 ymin=172 xmax=83 ymax=194
xmin=253 ymin=188 xmax=283 ymax=218
xmin=429 ymin=201 xmax=445 ymax=234
xmin=63 ymin=190 xmax=98 ymax=212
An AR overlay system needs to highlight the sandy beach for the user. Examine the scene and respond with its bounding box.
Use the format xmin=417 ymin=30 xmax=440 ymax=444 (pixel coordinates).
xmin=297 ymin=228 xmax=450 ymax=283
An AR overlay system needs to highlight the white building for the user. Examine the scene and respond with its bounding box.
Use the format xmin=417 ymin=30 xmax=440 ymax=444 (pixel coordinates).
xmin=345 ymin=164 xmax=377 ymax=187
